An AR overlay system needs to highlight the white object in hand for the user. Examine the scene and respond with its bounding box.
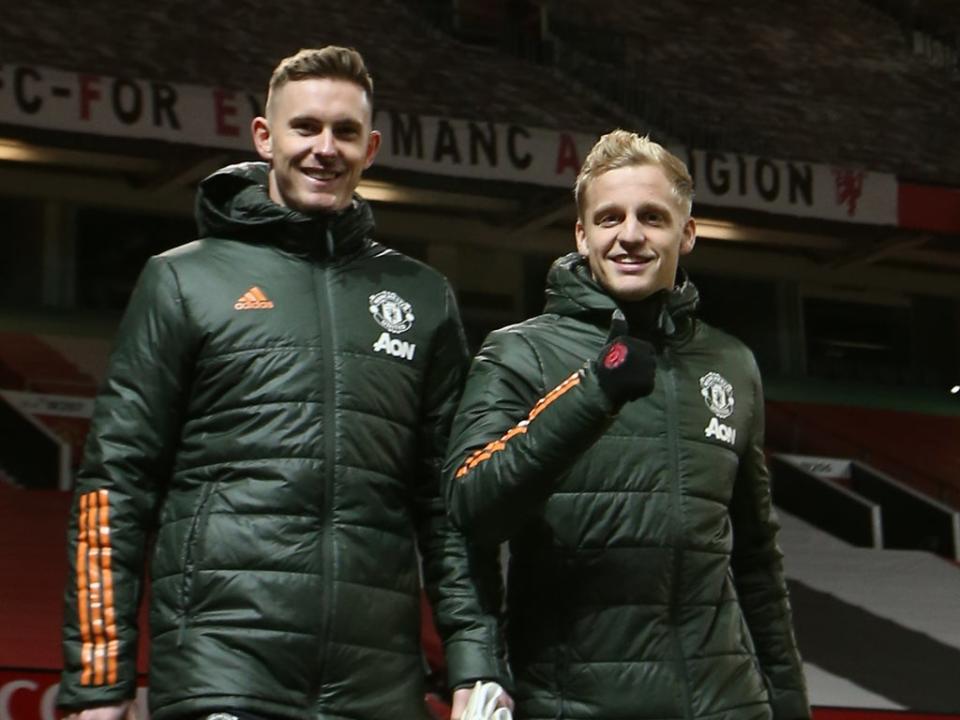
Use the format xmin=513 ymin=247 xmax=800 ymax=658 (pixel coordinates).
xmin=461 ymin=681 xmax=512 ymax=720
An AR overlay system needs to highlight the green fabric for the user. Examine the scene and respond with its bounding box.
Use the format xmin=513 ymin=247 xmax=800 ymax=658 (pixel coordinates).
xmin=59 ymin=162 xmax=507 ymax=720
xmin=445 ymin=252 xmax=809 ymax=720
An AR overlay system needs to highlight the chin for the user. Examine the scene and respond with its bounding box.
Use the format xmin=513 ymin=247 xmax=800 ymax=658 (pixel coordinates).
xmin=617 ymin=292 xmax=654 ymax=302
xmin=295 ymin=196 xmax=343 ymax=214
xmin=610 ymin=284 xmax=657 ymax=302
xmin=605 ymin=282 xmax=653 ymax=300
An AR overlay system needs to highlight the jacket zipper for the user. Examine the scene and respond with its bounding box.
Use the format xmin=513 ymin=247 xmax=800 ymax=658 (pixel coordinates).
xmin=176 ymin=480 xmax=217 ymax=646
xmin=663 ymin=346 xmax=695 ymax=720
xmin=314 ymin=235 xmax=339 ymax=698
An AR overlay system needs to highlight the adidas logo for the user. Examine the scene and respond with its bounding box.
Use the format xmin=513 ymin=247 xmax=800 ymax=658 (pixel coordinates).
xmin=234 ymin=286 xmax=275 ymax=310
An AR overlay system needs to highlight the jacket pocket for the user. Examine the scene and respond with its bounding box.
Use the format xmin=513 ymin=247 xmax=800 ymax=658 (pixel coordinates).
xmin=176 ymin=480 xmax=217 ymax=645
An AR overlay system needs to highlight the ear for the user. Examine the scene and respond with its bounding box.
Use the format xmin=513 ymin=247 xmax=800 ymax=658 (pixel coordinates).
xmin=575 ymin=219 xmax=588 ymax=256
xmin=251 ymin=116 xmax=273 ymax=161
xmin=679 ymin=216 xmax=696 ymax=256
xmin=363 ymin=130 xmax=382 ymax=169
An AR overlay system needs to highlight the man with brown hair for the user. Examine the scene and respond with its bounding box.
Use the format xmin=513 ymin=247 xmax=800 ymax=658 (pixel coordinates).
xmin=57 ymin=46 xmax=508 ymax=720
xmin=445 ymin=130 xmax=809 ymax=720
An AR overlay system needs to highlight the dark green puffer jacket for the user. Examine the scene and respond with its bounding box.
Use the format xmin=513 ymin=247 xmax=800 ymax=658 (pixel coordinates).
xmin=59 ymin=162 xmax=506 ymax=720
xmin=445 ymin=253 xmax=809 ymax=720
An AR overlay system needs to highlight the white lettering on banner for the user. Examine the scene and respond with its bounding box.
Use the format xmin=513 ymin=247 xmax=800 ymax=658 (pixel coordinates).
xmin=41 ymin=684 xmax=56 ymax=720
xmin=685 ymin=150 xmax=898 ymax=225
xmin=376 ymin=110 xmax=589 ymax=185
xmin=0 ymin=679 xmax=36 ymax=720
xmin=0 ymin=63 xmax=260 ymax=150
xmin=0 ymin=678 xmax=149 ymax=720
xmin=0 ymin=62 xmax=897 ymax=225
xmin=0 ymin=681 xmax=60 ymax=720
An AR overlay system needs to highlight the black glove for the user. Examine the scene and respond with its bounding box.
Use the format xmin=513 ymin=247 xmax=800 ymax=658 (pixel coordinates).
xmin=595 ymin=310 xmax=657 ymax=405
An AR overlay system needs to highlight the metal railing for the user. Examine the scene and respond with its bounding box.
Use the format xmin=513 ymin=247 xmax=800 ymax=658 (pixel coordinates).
xmin=770 ymin=455 xmax=883 ymax=548
xmin=765 ymin=401 xmax=959 ymax=511
xmin=0 ymin=393 xmax=71 ymax=490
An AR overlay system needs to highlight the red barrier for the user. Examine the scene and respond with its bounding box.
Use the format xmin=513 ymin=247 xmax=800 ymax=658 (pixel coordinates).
xmin=898 ymin=183 xmax=960 ymax=235
xmin=815 ymin=708 xmax=960 ymax=720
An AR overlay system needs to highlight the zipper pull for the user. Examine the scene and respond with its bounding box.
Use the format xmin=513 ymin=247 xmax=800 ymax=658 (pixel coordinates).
xmin=325 ymin=227 xmax=335 ymax=258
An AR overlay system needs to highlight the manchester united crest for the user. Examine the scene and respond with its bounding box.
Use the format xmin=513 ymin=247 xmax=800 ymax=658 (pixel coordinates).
xmin=369 ymin=291 xmax=415 ymax=334
xmin=699 ymin=372 xmax=735 ymax=419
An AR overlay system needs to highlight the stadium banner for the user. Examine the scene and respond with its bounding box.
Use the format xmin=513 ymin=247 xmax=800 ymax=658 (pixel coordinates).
xmin=0 ymin=670 xmax=62 ymax=720
xmin=0 ymin=62 xmax=896 ymax=225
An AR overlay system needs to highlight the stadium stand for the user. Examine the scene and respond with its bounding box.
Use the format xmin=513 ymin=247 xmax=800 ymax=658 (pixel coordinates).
xmin=1 ymin=0 xmax=957 ymax=184
xmin=768 ymin=400 xmax=960 ymax=509
xmin=0 ymin=0 xmax=629 ymax=134
xmin=0 ymin=332 xmax=97 ymax=396
xmin=770 ymin=453 xmax=960 ymax=560
xmin=535 ymin=0 xmax=960 ymax=184
xmin=780 ymin=510 xmax=960 ymax=714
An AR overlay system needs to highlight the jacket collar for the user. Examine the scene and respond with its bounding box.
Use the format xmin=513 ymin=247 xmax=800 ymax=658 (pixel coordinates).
xmin=543 ymin=252 xmax=700 ymax=341
xmin=195 ymin=161 xmax=375 ymax=258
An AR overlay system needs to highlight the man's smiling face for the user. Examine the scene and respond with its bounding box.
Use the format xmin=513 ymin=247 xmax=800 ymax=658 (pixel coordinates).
xmin=575 ymin=164 xmax=696 ymax=301
xmin=252 ymin=77 xmax=381 ymax=213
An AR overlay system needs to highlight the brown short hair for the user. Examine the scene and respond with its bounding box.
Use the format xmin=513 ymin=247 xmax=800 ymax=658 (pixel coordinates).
xmin=574 ymin=129 xmax=694 ymax=218
xmin=266 ymin=46 xmax=374 ymax=115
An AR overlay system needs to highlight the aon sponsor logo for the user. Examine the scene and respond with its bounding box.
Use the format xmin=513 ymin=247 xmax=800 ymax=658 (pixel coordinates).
xmin=373 ymin=331 xmax=416 ymax=360
xmin=704 ymin=416 xmax=736 ymax=444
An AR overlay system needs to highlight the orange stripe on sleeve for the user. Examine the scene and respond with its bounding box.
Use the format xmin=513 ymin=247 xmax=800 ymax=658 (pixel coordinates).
xmin=77 ymin=493 xmax=93 ymax=685
xmin=86 ymin=492 xmax=106 ymax=685
xmin=97 ymin=489 xmax=119 ymax=684
xmin=455 ymin=372 xmax=581 ymax=480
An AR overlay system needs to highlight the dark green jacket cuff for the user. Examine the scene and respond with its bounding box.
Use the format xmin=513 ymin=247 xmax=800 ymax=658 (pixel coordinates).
xmin=444 ymin=638 xmax=511 ymax=690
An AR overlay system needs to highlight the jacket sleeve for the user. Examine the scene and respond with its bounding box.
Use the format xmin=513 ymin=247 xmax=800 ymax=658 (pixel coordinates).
xmin=443 ymin=327 xmax=615 ymax=547
xmin=58 ymin=257 xmax=194 ymax=710
xmin=411 ymin=283 xmax=510 ymax=690
xmin=729 ymin=360 xmax=811 ymax=720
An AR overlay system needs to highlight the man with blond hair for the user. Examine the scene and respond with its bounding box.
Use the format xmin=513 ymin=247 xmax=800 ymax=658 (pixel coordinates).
xmin=57 ymin=46 xmax=508 ymax=720
xmin=445 ymin=130 xmax=810 ymax=720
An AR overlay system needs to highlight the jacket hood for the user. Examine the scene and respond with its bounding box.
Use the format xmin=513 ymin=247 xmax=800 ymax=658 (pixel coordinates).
xmin=195 ymin=161 xmax=375 ymax=256
xmin=543 ymin=252 xmax=700 ymax=339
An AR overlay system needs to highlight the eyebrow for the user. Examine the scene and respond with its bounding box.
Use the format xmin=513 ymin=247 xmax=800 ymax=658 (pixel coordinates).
xmin=287 ymin=114 xmax=364 ymax=128
xmin=593 ymin=200 xmax=673 ymax=218
xmin=592 ymin=202 xmax=622 ymax=218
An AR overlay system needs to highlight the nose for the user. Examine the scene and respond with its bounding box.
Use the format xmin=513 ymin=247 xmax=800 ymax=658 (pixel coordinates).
xmin=619 ymin=215 xmax=645 ymax=246
xmin=313 ymin=128 xmax=336 ymax=157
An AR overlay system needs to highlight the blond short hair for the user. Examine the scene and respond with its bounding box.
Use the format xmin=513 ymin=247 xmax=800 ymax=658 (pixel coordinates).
xmin=574 ymin=129 xmax=694 ymax=218
xmin=266 ymin=46 xmax=373 ymax=116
